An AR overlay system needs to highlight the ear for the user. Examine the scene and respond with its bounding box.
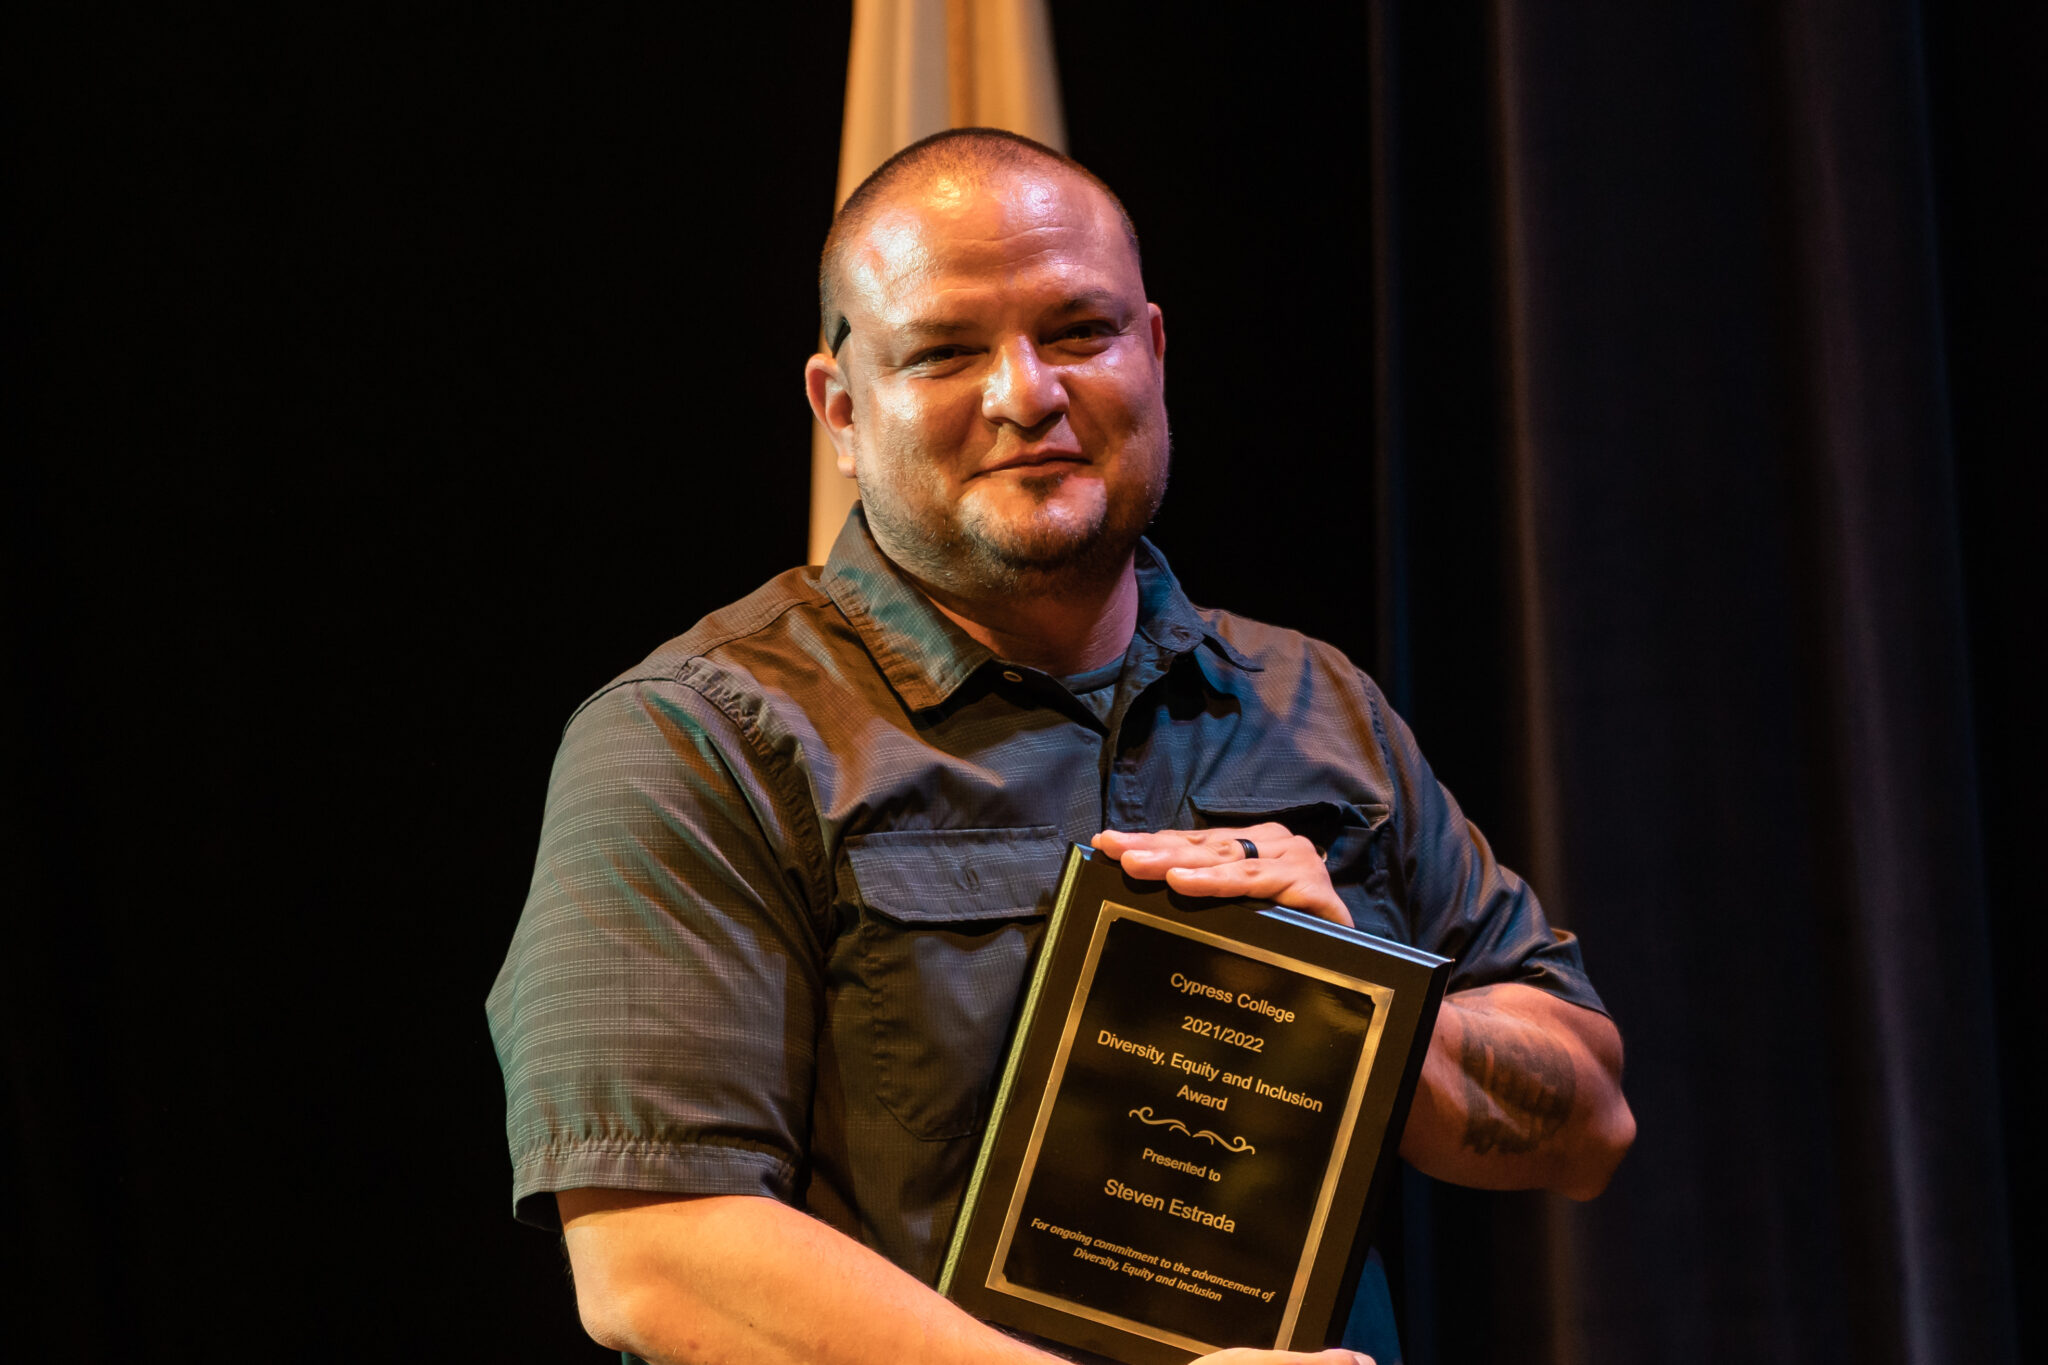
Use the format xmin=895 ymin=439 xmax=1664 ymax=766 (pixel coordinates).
xmin=1147 ymin=302 xmax=1166 ymax=364
xmin=805 ymin=351 xmax=859 ymax=478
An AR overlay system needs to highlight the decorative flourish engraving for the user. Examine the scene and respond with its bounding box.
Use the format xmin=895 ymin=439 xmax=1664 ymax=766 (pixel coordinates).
xmin=1128 ymin=1106 xmax=1191 ymax=1136
xmin=1192 ymin=1130 xmax=1255 ymax=1154
xmin=1128 ymin=1107 xmax=1256 ymax=1155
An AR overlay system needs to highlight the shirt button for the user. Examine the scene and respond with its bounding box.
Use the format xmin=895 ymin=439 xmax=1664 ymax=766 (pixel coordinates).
xmin=1001 ymin=669 xmax=1023 ymax=683
xmin=962 ymin=865 xmax=982 ymax=890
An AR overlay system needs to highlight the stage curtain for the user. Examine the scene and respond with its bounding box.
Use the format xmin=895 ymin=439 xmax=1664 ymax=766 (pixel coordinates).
xmin=1371 ymin=2 xmax=2022 ymax=1361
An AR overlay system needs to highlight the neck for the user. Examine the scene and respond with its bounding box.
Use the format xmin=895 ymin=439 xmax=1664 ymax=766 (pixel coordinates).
xmin=913 ymin=558 xmax=1140 ymax=676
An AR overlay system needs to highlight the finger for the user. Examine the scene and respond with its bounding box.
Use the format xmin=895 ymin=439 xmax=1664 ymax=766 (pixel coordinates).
xmin=1092 ymin=827 xmax=1352 ymax=923
xmin=1095 ymin=823 xmax=1294 ymax=851
xmin=1094 ymin=833 xmax=1248 ymax=878
xmin=1121 ymin=832 xmax=1257 ymax=872
xmin=1092 ymin=827 xmax=1240 ymax=865
xmin=1163 ymin=859 xmax=1354 ymax=927
xmin=1093 ymin=824 xmax=1295 ymax=871
xmin=1142 ymin=828 xmax=1320 ymax=878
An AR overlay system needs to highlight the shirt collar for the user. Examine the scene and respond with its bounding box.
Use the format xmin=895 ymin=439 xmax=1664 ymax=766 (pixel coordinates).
xmin=1130 ymin=539 xmax=1261 ymax=674
xmin=820 ymin=505 xmax=1259 ymax=713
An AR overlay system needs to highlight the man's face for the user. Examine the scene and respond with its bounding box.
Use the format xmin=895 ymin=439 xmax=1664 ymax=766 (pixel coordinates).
xmin=809 ymin=164 xmax=1169 ymax=598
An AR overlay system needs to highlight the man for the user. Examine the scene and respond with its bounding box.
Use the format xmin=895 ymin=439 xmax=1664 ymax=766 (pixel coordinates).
xmin=488 ymin=129 xmax=1634 ymax=1365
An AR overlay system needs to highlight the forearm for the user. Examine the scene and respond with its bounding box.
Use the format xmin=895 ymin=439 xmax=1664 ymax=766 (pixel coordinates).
xmin=1398 ymin=983 xmax=1635 ymax=1200
xmin=560 ymin=1191 xmax=1057 ymax=1365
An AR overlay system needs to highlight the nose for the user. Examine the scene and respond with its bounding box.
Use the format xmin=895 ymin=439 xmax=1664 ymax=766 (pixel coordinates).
xmin=981 ymin=335 xmax=1067 ymax=430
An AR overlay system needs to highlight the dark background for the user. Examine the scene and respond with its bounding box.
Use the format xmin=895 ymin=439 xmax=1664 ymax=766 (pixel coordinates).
xmin=4 ymin=3 xmax=2034 ymax=1361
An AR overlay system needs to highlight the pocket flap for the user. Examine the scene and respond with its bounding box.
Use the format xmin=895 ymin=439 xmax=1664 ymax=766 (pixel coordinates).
xmin=844 ymin=826 xmax=1067 ymax=924
xmin=1188 ymin=800 xmax=1389 ymax=852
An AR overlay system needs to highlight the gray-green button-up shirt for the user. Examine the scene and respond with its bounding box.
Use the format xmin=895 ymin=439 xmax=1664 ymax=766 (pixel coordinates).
xmin=487 ymin=506 xmax=1602 ymax=1283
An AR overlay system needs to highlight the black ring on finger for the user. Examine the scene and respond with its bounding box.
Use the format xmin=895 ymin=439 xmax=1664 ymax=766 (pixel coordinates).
xmin=1237 ymin=837 xmax=1260 ymax=861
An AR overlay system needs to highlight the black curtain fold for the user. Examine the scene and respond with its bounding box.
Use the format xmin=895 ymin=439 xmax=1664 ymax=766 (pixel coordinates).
xmin=1377 ymin=1 xmax=2023 ymax=1360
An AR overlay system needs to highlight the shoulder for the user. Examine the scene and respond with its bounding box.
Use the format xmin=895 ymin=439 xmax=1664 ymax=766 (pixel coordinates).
xmin=565 ymin=566 xmax=859 ymax=736
xmin=1188 ymin=602 xmax=1391 ymax=732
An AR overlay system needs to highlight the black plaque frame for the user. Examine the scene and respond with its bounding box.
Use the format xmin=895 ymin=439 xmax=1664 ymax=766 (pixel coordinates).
xmin=940 ymin=845 xmax=1450 ymax=1364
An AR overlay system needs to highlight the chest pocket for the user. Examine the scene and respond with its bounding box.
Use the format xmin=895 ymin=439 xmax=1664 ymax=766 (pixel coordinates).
xmin=844 ymin=827 xmax=1067 ymax=1141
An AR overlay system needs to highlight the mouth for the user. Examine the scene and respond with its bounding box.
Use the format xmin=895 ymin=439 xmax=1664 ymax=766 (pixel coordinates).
xmin=977 ymin=449 xmax=1090 ymax=477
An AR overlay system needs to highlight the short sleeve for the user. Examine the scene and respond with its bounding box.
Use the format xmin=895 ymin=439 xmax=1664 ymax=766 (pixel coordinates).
xmin=485 ymin=677 xmax=828 ymax=1229
xmin=1368 ymin=679 xmax=1608 ymax=1015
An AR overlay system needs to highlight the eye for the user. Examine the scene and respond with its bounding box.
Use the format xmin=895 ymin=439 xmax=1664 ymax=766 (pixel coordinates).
xmin=1051 ymin=319 xmax=1119 ymax=351
xmin=905 ymin=344 xmax=976 ymax=371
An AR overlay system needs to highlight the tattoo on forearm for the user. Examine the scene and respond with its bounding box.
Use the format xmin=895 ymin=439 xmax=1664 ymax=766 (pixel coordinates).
xmin=1457 ymin=1015 xmax=1576 ymax=1156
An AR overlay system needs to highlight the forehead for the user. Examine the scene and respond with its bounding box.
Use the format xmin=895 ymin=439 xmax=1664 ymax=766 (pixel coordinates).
xmin=841 ymin=166 xmax=1141 ymax=324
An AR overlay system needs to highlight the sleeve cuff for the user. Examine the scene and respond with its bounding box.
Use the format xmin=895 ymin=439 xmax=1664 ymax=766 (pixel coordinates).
xmin=510 ymin=1136 xmax=799 ymax=1230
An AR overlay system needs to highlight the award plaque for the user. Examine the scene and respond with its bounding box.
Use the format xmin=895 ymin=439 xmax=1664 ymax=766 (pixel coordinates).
xmin=939 ymin=845 xmax=1450 ymax=1364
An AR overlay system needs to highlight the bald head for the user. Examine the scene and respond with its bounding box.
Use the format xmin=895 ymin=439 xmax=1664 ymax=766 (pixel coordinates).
xmin=818 ymin=128 xmax=1142 ymax=350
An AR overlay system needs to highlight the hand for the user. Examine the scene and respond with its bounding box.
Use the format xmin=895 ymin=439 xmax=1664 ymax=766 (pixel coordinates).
xmin=1090 ymin=824 xmax=1353 ymax=927
xmin=1193 ymin=1350 xmax=1373 ymax=1365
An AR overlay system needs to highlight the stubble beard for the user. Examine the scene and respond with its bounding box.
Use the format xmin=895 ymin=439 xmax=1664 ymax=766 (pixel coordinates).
xmin=862 ymin=438 xmax=1170 ymax=601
